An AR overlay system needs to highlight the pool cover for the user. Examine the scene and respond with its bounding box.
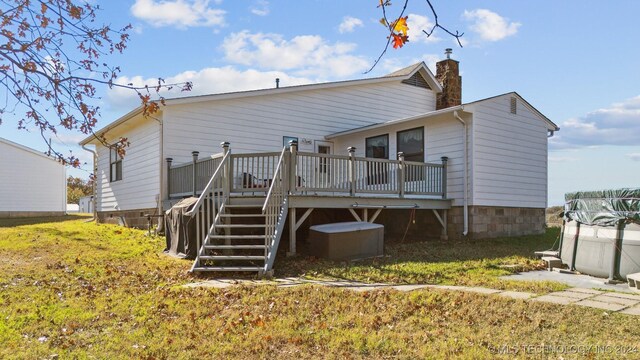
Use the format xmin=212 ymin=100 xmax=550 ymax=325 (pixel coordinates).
xmin=564 ymin=188 xmax=640 ymax=226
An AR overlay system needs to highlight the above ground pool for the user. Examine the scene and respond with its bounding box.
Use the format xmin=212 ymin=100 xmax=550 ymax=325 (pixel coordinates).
xmin=558 ymin=189 xmax=640 ymax=281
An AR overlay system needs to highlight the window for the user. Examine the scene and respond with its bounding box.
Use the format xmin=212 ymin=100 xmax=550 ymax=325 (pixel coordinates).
xmin=397 ymin=127 xmax=424 ymax=162
xmin=110 ymin=145 xmax=123 ymax=182
xmin=283 ymin=136 xmax=298 ymax=149
xmin=365 ymin=134 xmax=389 ymax=185
xmin=365 ymin=134 xmax=389 ymax=159
xmin=510 ymin=97 xmax=517 ymax=114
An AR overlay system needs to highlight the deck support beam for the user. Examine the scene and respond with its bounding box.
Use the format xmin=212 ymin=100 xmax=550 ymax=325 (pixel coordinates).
xmin=369 ymin=208 xmax=382 ymax=223
xmin=288 ymin=207 xmax=296 ymax=256
xmin=432 ymin=209 xmax=448 ymax=240
xmin=287 ymin=207 xmax=314 ymax=257
xmin=348 ymin=208 xmax=362 ymax=222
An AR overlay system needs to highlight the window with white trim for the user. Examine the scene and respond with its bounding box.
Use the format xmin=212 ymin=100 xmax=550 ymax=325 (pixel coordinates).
xmin=110 ymin=145 xmax=123 ymax=182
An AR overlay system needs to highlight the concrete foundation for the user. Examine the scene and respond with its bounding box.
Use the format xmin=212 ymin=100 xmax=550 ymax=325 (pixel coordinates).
xmin=0 ymin=211 xmax=66 ymax=218
xmin=97 ymin=208 xmax=159 ymax=229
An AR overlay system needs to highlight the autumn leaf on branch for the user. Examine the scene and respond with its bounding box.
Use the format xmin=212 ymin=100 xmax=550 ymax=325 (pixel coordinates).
xmin=367 ymin=0 xmax=464 ymax=73
xmin=392 ymin=16 xmax=409 ymax=36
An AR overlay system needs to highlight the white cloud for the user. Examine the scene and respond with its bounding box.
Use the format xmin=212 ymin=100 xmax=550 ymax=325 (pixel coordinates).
xmin=462 ymin=9 xmax=520 ymax=42
xmin=549 ymin=155 xmax=578 ymax=163
xmin=550 ymin=95 xmax=640 ymax=149
xmin=106 ymin=66 xmax=313 ymax=110
xmin=627 ymin=153 xmax=640 ymax=161
xmin=220 ymin=31 xmax=370 ymax=78
xmin=407 ymin=14 xmax=440 ymax=44
xmin=338 ymin=16 xmax=363 ymax=33
xmin=378 ymin=54 xmax=440 ymax=76
xmin=130 ymin=0 xmax=225 ymax=28
xmin=250 ymin=0 xmax=269 ymax=16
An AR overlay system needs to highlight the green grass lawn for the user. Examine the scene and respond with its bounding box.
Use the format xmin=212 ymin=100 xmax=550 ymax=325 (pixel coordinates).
xmin=278 ymin=228 xmax=566 ymax=293
xmin=1 ymin=217 xmax=638 ymax=359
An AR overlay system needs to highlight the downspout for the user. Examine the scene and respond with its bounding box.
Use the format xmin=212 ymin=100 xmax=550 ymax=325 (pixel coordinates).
xmin=63 ymin=164 xmax=68 ymax=215
xmin=453 ymin=110 xmax=469 ymax=236
xmin=81 ymin=144 xmax=98 ymax=221
xmin=154 ymin=115 xmax=164 ymax=233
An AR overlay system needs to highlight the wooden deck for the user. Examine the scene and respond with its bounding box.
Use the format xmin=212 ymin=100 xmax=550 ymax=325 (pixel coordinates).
xmin=171 ymin=142 xmax=451 ymax=274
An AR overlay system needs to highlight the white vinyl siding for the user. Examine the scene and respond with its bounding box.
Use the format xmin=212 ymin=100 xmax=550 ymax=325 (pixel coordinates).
xmin=163 ymin=81 xmax=436 ymax=163
xmin=0 ymin=139 xmax=66 ymax=212
xmin=332 ymin=113 xmax=469 ymax=206
xmin=468 ymin=94 xmax=548 ymax=208
xmin=96 ymin=117 xmax=161 ymax=212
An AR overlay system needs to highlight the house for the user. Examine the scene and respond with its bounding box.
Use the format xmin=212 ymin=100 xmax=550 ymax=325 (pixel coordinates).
xmin=79 ymin=195 xmax=94 ymax=213
xmin=0 ymin=137 xmax=67 ymax=217
xmin=80 ymin=55 xmax=559 ymax=274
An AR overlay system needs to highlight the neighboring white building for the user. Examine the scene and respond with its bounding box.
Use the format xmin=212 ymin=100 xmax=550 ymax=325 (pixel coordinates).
xmin=0 ymin=137 xmax=66 ymax=217
xmin=79 ymin=195 xmax=93 ymax=213
xmin=79 ymin=57 xmax=559 ymax=239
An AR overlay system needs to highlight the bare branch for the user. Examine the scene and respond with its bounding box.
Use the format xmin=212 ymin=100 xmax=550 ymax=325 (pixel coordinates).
xmin=367 ymin=0 xmax=463 ymax=73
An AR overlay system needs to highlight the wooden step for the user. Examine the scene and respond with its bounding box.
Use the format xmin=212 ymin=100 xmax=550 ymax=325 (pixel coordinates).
xmin=219 ymin=213 xmax=266 ymax=218
xmin=534 ymin=250 xmax=559 ymax=258
xmin=191 ymin=266 xmax=264 ymax=272
xmin=224 ymin=204 xmax=262 ymax=209
xmin=627 ymin=272 xmax=640 ymax=292
xmin=541 ymin=256 xmax=563 ymax=271
xmin=199 ymin=255 xmax=265 ymax=261
xmin=204 ymin=244 xmax=267 ymax=250
xmin=217 ymin=224 xmax=265 ymax=228
xmin=209 ymin=234 xmax=268 ymax=240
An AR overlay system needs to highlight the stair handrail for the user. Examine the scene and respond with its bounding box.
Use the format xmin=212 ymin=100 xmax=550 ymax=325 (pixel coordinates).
xmin=186 ymin=150 xmax=231 ymax=271
xmin=262 ymin=146 xmax=289 ymax=272
xmin=185 ymin=151 xmax=230 ymax=217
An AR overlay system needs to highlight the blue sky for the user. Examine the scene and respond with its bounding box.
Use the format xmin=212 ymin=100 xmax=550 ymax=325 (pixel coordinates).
xmin=1 ymin=0 xmax=639 ymax=205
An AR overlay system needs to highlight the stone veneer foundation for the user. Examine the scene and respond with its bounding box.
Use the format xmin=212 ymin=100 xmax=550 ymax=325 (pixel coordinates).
xmin=95 ymin=206 xmax=546 ymax=242
xmin=448 ymin=206 xmax=546 ymax=240
xmin=379 ymin=206 xmax=545 ymax=241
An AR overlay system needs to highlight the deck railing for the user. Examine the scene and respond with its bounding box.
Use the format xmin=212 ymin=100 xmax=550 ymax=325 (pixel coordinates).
xmin=262 ymin=147 xmax=289 ymax=271
xmin=184 ymin=148 xmax=231 ymax=271
xmin=168 ymin=142 xmax=448 ymax=199
xmin=168 ymin=152 xmax=224 ymax=197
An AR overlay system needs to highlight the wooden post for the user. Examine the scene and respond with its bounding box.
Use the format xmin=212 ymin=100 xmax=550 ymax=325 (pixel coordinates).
xmin=192 ymin=151 xmax=199 ymax=197
xmin=441 ymin=209 xmax=448 ymax=240
xmin=397 ymin=152 xmax=405 ymax=198
xmin=221 ymin=142 xmax=230 ymax=195
xmin=348 ymin=147 xmax=356 ymax=196
xmin=288 ymin=207 xmax=296 ymax=256
xmin=166 ymin=157 xmax=173 ymax=198
xmin=441 ymin=156 xmax=448 ymax=199
xmin=289 ymin=140 xmax=298 ymax=194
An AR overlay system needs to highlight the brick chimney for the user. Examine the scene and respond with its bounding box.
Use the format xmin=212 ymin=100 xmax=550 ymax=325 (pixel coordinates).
xmin=435 ymin=48 xmax=462 ymax=110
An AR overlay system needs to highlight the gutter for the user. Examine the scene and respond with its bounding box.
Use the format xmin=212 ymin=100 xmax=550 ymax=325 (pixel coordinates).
xmin=453 ymin=110 xmax=469 ymax=236
xmin=81 ymin=144 xmax=98 ymax=221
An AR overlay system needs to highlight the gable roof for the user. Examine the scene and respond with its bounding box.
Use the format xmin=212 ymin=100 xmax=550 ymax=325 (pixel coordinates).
xmin=79 ymin=62 xmax=442 ymax=145
xmin=326 ymin=92 xmax=559 ymax=139
xmin=466 ymin=92 xmax=559 ymax=131
xmin=0 ymin=137 xmax=60 ymax=163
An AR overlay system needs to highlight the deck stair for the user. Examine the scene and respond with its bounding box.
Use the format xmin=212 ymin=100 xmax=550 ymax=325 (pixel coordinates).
xmin=541 ymin=256 xmax=563 ymax=271
xmin=534 ymin=250 xmax=559 ymax=258
xmin=192 ymin=198 xmax=272 ymax=273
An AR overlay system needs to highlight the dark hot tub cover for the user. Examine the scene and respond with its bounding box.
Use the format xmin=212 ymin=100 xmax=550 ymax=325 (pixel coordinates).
xmin=564 ymin=188 xmax=640 ymax=226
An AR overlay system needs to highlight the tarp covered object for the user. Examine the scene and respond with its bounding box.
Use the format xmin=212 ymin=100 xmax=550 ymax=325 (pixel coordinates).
xmin=564 ymin=188 xmax=640 ymax=226
xmin=165 ymin=197 xmax=198 ymax=259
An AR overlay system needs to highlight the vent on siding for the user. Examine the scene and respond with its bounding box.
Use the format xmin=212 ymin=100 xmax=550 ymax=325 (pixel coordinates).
xmin=510 ymin=97 xmax=517 ymax=114
xmin=402 ymin=72 xmax=431 ymax=89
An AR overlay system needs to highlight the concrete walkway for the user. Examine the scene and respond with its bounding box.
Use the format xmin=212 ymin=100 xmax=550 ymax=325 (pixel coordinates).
xmin=184 ymin=277 xmax=640 ymax=316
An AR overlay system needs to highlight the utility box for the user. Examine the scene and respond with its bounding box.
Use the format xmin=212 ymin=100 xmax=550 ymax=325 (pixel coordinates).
xmin=308 ymin=221 xmax=384 ymax=261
